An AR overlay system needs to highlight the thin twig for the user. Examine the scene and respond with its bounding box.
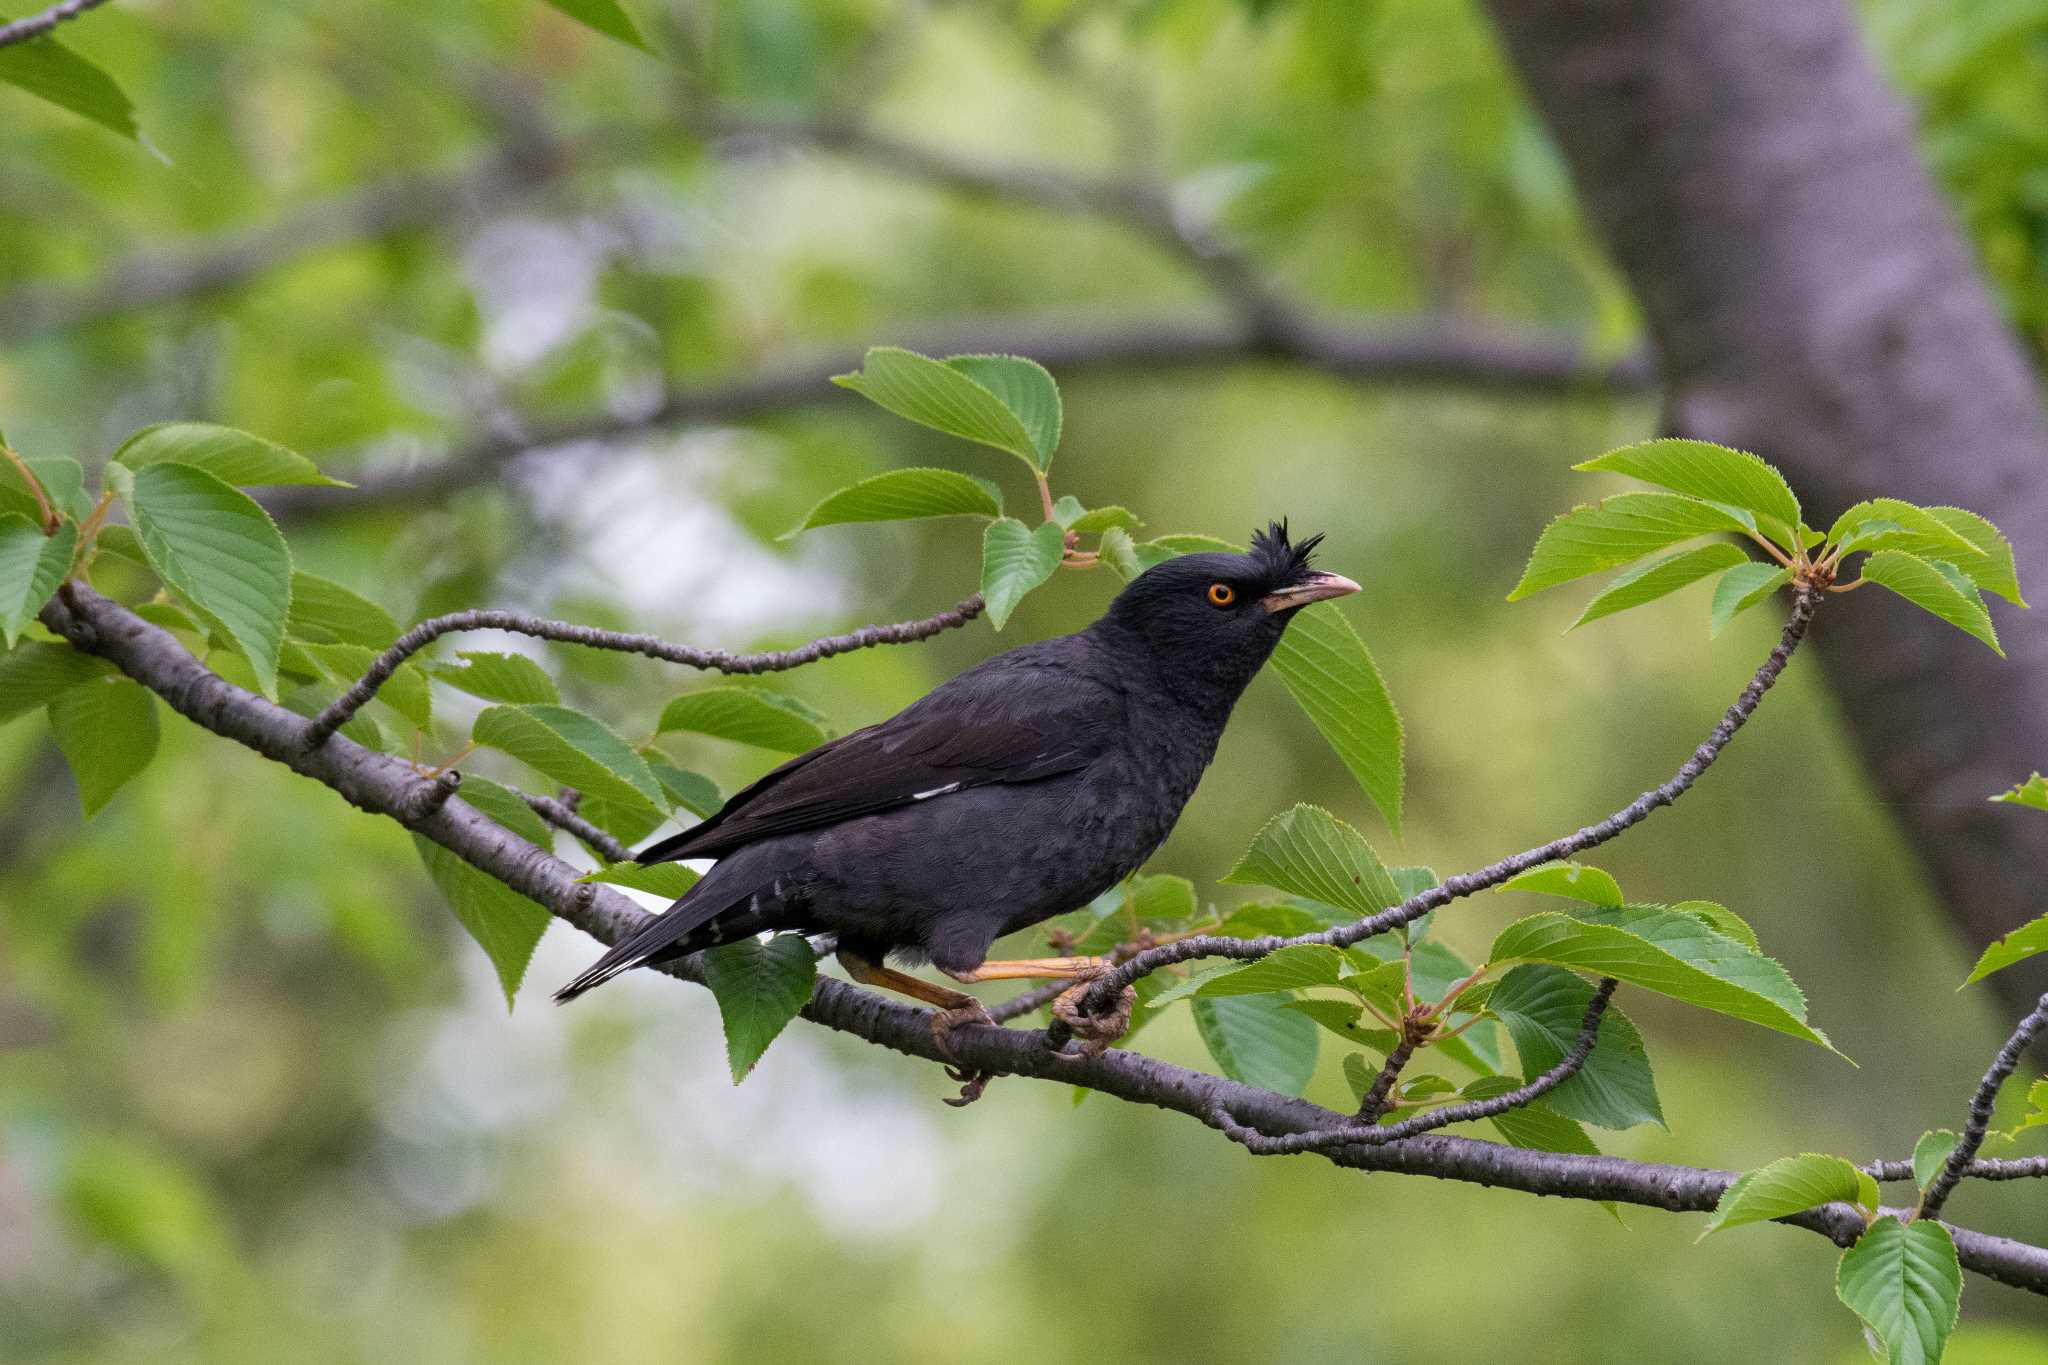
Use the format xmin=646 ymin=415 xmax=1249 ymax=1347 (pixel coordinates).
xmin=1867 ymin=1156 xmax=2048 ymax=1183
xmin=1919 ymin=993 xmax=2048 ymax=1220
xmin=1 ymin=443 xmax=59 ymax=533
xmin=988 ymin=979 xmax=1073 ymax=1024
xmin=1211 ymin=980 xmax=1617 ymax=1155
xmin=1080 ymin=586 xmax=1818 ymax=1014
xmin=0 ymin=0 xmax=111 ymax=49
xmin=1355 ymin=1033 xmax=1422 ymax=1121
xmin=524 ymin=791 xmax=632 ymax=864
xmin=303 ymin=595 xmax=985 ymax=748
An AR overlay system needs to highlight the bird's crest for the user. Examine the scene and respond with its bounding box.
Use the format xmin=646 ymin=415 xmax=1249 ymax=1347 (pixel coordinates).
xmin=1248 ymin=520 xmax=1324 ymax=588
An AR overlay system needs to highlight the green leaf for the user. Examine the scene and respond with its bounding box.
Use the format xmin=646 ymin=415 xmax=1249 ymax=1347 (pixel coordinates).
xmin=1270 ymin=601 xmax=1404 ymax=835
xmin=1502 ymin=861 xmax=1623 ymax=908
xmin=113 ymin=423 xmax=346 ymax=488
xmin=1097 ymin=526 xmax=1143 ymax=579
xmin=645 ymin=755 xmax=722 ymax=819
xmin=456 ymin=774 xmax=555 ymax=847
xmin=540 ymin=0 xmax=651 ymax=49
xmin=1703 ymin=1154 xmax=1879 ymax=1235
xmin=1279 ymin=997 xmax=1395 ymax=1051
xmin=1827 ymin=499 xmax=1984 ymax=560
xmin=1709 ymin=563 xmax=1791 ymax=637
xmin=577 ymin=861 xmax=701 ymax=899
xmin=1921 ymin=506 xmax=2025 ymax=605
xmin=0 ymin=640 xmax=109 ymax=725
xmin=784 ymin=467 xmax=1003 ymax=537
xmin=280 ymin=680 xmax=387 ymax=753
xmin=1191 ymin=993 xmax=1318 ymax=1096
xmin=1571 ymin=543 xmax=1750 ymax=628
xmin=1673 ymin=899 xmax=1760 ymax=952
xmin=979 ymin=516 xmax=1064 ymax=629
xmin=0 ymin=454 xmax=85 ymax=524
xmin=1991 ymin=774 xmax=2048 ymax=811
xmin=0 ymin=28 xmax=141 ymax=142
xmin=1858 ymin=550 xmax=2003 ymax=655
xmin=1962 ymin=911 xmax=2048 ymax=986
xmin=1999 ymin=1079 xmax=2048 ymax=1144
xmin=944 ymin=354 xmax=1062 ymax=468
xmin=472 ymin=704 xmax=665 ymax=816
xmin=1148 ymin=944 xmax=1350 ymax=1006
xmin=1070 ymin=505 xmax=1142 ymax=535
xmin=0 ymin=515 xmax=74 ymax=647
xmin=1573 ymin=439 xmax=1801 ymax=546
xmin=1223 ymin=803 xmax=1406 ymax=920
xmin=303 ymin=642 xmax=432 ymax=731
xmin=832 ymin=347 xmax=1045 ymax=470
xmin=47 ymin=675 xmax=158 ymax=817
xmin=1487 ymin=965 xmax=1663 ymax=1130
xmin=702 ymin=935 xmax=817 ymax=1081
xmin=1491 ymin=906 xmax=1833 ymax=1048
xmin=123 ymin=462 xmax=293 ymax=699
xmin=657 ymin=686 xmax=831 ymax=752
xmin=434 ymin=650 xmax=560 ymax=705
xmin=1510 ymin=492 xmax=1755 ymax=599
xmin=1460 ymin=1075 xmax=1609 ymax=1180
xmin=285 ymin=573 xmax=399 ymax=649
xmin=1913 ymin=1130 xmax=1960 ymax=1192
xmin=1836 ymin=1217 xmax=1961 ymax=1365
xmin=413 ymin=838 xmax=552 ymax=1007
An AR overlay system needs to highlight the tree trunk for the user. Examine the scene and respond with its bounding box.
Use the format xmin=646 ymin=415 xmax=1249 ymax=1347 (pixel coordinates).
xmin=1483 ymin=0 xmax=2048 ymax=1007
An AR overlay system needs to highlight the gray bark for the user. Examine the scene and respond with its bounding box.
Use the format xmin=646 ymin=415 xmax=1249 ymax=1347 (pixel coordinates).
xmin=1484 ymin=0 xmax=2048 ymax=1007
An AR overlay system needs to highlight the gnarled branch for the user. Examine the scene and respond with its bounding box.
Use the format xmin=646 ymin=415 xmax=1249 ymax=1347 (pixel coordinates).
xmin=1919 ymin=992 xmax=2048 ymax=1220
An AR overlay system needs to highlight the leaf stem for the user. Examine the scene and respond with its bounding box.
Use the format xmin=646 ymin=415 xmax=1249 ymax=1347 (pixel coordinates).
xmin=2 ymin=442 xmax=60 ymax=534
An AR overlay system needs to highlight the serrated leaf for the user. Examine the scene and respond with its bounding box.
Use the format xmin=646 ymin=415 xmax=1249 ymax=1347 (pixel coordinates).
xmin=1191 ymin=993 xmax=1318 ymax=1096
xmin=540 ymin=0 xmax=651 ymax=49
xmin=1510 ymin=492 xmax=1755 ymax=599
xmin=1913 ymin=1130 xmax=1960 ymax=1192
xmin=1098 ymin=526 xmax=1143 ymax=579
xmin=1279 ymin=997 xmax=1396 ymax=1050
xmin=645 ymin=755 xmax=722 ymax=819
xmin=1991 ymin=774 xmax=2048 ymax=811
xmin=1921 ymin=506 xmax=2024 ymax=605
xmin=1491 ymin=906 xmax=1833 ymax=1048
xmin=1709 ymin=562 xmax=1791 ymax=637
xmin=0 ymin=29 xmax=141 ymax=142
xmin=285 ymin=573 xmax=399 ymax=649
xmin=784 ymin=467 xmax=1003 ymax=537
xmin=1673 ymin=899 xmax=1759 ymax=952
xmin=1572 ymin=542 xmax=1750 ymax=628
xmin=944 ymin=354 xmax=1062 ymax=467
xmin=832 ymin=347 xmax=1044 ymax=470
xmin=1999 ymin=1079 xmax=2048 ymax=1143
xmin=980 ymin=516 xmax=1064 ymax=629
xmin=1858 ymin=550 xmax=2002 ymax=655
xmin=703 ymin=934 xmax=817 ymax=1081
xmin=0 ymin=455 xmax=85 ymax=524
xmin=303 ymin=642 xmax=432 ymax=731
xmin=1487 ymin=965 xmax=1663 ymax=1130
xmin=1962 ymin=911 xmax=2048 ymax=986
xmin=434 ymin=650 xmax=559 ymax=705
xmin=577 ymin=861 xmax=701 ymax=899
xmin=280 ymin=680 xmax=387 ymax=752
xmin=1836 ymin=1217 xmax=1961 ymax=1365
xmin=1574 ymin=440 xmax=1800 ymax=546
xmin=414 ymin=838 xmax=551 ymax=1007
xmin=1828 ymin=499 xmax=1983 ymax=560
xmin=1223 ymin=803 xmax=1405 ymax=920
xmin=1342 ymin=1051 xmax=1378 ymax=1104
xmin=1270 ymin=601 xmax=1404 ymax=835
xmin=457 ymin=773 xmax=556 ymax=847
xmin=1703 ymin=1154 xmax=1878 ymax=1235
xmin=113 ymin=423 xmax=346 ymax=488
xmin=0 ymin=515 xmax=74 ymax=647
xmin=47 ymin=675 xmax=158 ymax=817
xmin=1071 ymin=505 xmax=1142 ymax=535
xmin=1502 ymin=861 xmax=1623 ymax=908
xmin=473 ymin=704 xmax=664 ymax=816
xmin=124 ymin=462 xmax=293 ymax=699
xmin=1215 ymin=902 xmax=1326 ymax=939
xmin=91 ymin=523 xmax=147 ymax=568
xmin=1149 ymin=944 xmax=1350 ymax=1005
xmin=657 ymin=686 xmax=831 ymax=752
xmin=0 ymin=640 xmax=109 ymax=725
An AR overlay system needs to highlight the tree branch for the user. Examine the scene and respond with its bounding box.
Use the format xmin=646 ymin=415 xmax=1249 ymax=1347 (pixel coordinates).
xmin=1919 ymin=992 xmax=2048 ymax=1220
xmin=1216 ymin=979 xmax=1616 ymax=1153
xmin=32 ymin=581 xmax=2048 ymax=1298
xmin=1078 ymin=585 xmax=1818 ymax=1015
xmin=302 ymin=595 xmax=986 ymax=748
xmin=0 ymin=0 xmax=110 ymax=50
xmin=1869 ymin=1156 xmax=2048 ymax=1184
xmin=524 ymin=789 xmax=631 ymax=864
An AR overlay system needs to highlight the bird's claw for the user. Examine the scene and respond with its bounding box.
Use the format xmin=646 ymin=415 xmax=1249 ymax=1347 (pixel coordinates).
xmin=931 ymin=1002 xmax=998 ymax=1106
xmin=1051 ymin=980 xmax=1135 ymax=1060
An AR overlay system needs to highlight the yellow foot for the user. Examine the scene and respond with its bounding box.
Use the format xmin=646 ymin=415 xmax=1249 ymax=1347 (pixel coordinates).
xmin=1051 ymin=979 xmax=1136 ymax=1060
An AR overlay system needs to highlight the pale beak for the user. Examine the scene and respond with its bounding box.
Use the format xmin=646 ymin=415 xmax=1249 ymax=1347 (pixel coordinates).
xmin=1260 ymin=570 xmax=1362 ymax=614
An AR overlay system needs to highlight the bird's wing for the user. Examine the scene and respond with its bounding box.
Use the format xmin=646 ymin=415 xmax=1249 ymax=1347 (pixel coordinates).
xmin=638 ymin=660 xmax=1112 ymax=863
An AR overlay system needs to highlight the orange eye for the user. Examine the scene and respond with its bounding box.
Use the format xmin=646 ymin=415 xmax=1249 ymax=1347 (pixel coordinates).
xmin=1207 ymin=583 xmax=1236 ymax=607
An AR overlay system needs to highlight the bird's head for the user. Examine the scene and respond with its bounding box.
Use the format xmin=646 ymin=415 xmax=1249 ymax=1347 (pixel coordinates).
xmin=1098 ymin=521 xmax=1360 ymax=701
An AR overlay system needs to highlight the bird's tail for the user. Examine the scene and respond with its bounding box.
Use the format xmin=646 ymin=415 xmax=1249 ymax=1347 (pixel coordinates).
xmin=552 ymin=874 xmax=755 ymax=1004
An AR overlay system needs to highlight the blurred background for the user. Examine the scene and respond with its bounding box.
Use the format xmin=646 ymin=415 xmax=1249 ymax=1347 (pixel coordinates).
xmin=3 ymin=0 xmax=2048 ymax=1359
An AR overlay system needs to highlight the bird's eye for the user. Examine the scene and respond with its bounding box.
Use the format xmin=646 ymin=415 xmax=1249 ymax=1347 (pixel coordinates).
xmin=1207 ymin=583 xmax=1236 ymax=607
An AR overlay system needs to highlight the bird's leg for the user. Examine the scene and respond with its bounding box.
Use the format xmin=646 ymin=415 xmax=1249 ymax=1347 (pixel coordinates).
xmin=941 ymin=957 xmax=1136 ymax=1059
xmin=837 ymin=948 xmax=999 ymax=1105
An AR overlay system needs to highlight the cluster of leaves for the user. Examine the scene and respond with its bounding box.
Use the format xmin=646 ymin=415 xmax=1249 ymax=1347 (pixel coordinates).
xmin=1512 ymin=438 xmax=2022 ymax=652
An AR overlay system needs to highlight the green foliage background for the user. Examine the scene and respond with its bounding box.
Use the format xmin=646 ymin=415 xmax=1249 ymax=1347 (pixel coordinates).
xmin=2 ymin=0 xmax=2047 ymax=1360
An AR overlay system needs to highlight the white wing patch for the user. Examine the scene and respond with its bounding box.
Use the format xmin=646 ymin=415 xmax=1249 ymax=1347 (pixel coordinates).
xmin=912 ymin=782 xmax=962 ymax=801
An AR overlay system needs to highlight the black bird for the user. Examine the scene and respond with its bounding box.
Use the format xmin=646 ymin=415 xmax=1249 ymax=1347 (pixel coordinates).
xmin=554 ymin=523 xmax=1359 ymax=1054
